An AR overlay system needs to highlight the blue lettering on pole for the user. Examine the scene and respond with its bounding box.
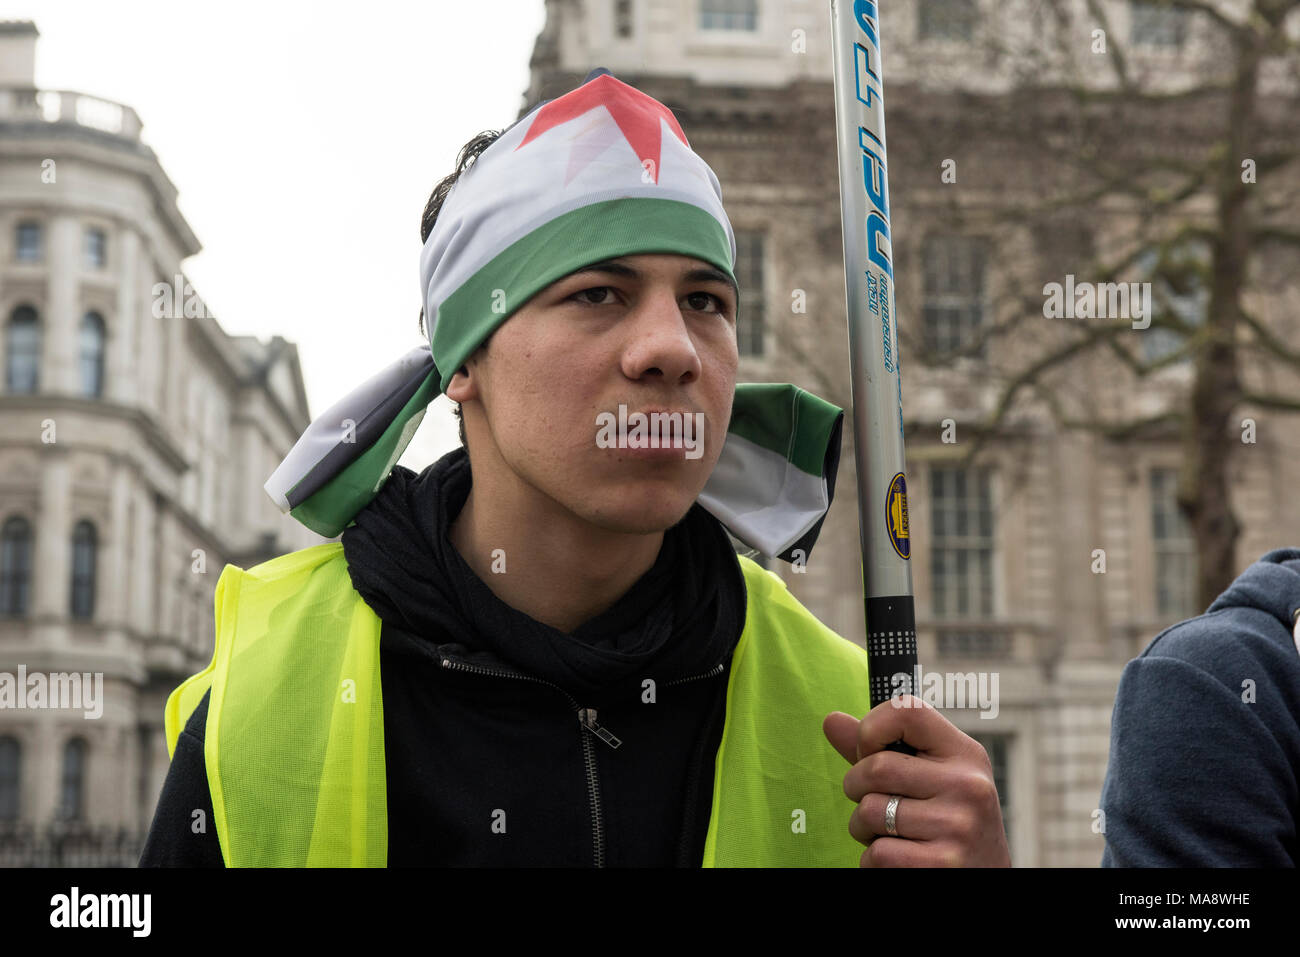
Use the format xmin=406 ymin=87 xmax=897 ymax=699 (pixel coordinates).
xmin=854 ymin=0 xmax=880 ymax=51
xmin=853 ymin=43 xmax=879 ymax=109
xmin=853 ymin=0 xmax=901 ymax=430
xmin=859 ymin=134 xmax=889 ymax=220
xmin=880 ymin=274 xmax=892 ymax=372
xmin=866 ymin=211 xmax=892 ymax=279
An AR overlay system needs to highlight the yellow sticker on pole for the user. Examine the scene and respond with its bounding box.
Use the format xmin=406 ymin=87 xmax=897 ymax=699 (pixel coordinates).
xmin=886 ymin=472 xmax=910 ymax=559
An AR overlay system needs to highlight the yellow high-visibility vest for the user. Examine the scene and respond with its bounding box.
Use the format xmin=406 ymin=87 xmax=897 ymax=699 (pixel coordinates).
xmin=164 ymin=542 xmax=875 ymax=866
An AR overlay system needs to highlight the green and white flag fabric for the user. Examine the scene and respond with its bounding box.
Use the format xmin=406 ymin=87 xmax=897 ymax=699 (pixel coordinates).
xmin=265 ymin=69 xmax=843 ymax=563
xmin=698 ymin=381 xmax=841 ymax=563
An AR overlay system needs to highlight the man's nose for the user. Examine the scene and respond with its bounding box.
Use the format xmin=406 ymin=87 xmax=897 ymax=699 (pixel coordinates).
xmin=620 ymin=288 xmax=703 ymax=383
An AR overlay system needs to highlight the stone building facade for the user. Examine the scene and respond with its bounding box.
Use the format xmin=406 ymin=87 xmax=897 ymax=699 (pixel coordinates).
xmin=0 ymin=21 xmax=322 ymax=859
xmin=522 ymin=0 xmax=1300 ymax=865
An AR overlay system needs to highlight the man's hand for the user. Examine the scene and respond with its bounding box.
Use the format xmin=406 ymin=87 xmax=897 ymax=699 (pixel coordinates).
xmin=823 ymin=696 xmax=1011 ymax=867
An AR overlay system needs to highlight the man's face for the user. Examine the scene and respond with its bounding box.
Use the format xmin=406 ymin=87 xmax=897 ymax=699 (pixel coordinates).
xmin=446 ymin=252 xmax=740 ymax=536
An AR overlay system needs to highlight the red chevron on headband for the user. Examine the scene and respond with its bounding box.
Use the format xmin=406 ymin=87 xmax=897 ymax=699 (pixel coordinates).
xmin=514 ymin=73 xmax=689 ymax=184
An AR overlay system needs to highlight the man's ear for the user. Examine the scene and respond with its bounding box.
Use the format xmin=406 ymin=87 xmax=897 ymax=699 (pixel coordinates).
xmin=444 ymin=363 xmax=477 ymax=403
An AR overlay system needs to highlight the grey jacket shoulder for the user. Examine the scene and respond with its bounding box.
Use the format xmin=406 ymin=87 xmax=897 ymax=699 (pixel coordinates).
xmin=1099 ymin=548 xmax=1300 ymax=867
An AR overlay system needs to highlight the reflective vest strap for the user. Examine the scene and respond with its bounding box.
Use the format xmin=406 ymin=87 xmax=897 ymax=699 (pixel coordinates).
xmin=703 ymin=555 xmax=875 ymax=867
xmin=304 ymin=583 xmax=386 ymax=867
xmin=164 ymin=544 xmax=349 ymax=762
xmin=163 ymin=565 xmax=232 ymax=761
xmin=196 ymin=542 xmax=385 ymax=867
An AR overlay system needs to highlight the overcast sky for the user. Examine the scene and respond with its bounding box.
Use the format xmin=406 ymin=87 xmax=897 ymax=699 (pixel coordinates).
xmin=0 ymin=0 xmax=549 ymax=467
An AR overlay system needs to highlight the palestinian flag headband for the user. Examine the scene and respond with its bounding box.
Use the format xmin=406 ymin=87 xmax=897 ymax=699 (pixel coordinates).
xmin=265 ymin=69 xmax=844 ymax=563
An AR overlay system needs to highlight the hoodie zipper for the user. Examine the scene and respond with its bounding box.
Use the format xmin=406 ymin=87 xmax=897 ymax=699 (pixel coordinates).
xmin=439 ymin=655 xmax=728 ymax=867
xmin=666 ymin=660 xmax=728 ymax=866
xmin=439 ymin=655 xmax=618 ymax=867
xmin=664 ymin=662 xmax=726 ymax=687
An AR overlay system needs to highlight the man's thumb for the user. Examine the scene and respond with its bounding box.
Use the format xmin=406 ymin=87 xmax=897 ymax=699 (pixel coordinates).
xmin=822 ymin=711 xmax=861 ymax=765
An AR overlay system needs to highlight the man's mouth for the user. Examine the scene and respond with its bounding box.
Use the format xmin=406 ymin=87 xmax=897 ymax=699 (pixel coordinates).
xmin=595 ymin=405 xmax=707 ymax=459
xmin=625 ymin=409 xmax=697 ymax=439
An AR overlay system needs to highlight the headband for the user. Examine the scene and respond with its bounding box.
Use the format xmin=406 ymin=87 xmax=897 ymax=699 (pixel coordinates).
xmin=265 ymin=70 xmax=844 ymax=563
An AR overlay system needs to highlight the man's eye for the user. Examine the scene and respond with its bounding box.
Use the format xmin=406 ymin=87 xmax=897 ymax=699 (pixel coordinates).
xmin=686 ymin=292 xmax=727 ymax=314
xmin=570 ymin=286 xmax=618 ymax=306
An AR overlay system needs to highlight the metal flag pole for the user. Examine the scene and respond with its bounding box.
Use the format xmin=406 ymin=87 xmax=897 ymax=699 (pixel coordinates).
xmin=828 ymin=1 xmax=919 ymax=739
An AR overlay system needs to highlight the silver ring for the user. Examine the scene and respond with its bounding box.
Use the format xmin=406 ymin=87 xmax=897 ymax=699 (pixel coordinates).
xmin=884 ymin=794 xmax=901 ymax=836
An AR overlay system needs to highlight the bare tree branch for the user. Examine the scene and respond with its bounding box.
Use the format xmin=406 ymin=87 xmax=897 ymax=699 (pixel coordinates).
xmin=1061 ymin=409 xmax=1187 ymax=439
xmin=1253 ymin=226 xmax=1300 ymax=247
xmin=1238 ymin=390 xmax=1300 ymax=412
xmin=956 ymin=321 xmax=1132 ymax=465
xmin=1239 ymin=309 xmax=1300 ymax=369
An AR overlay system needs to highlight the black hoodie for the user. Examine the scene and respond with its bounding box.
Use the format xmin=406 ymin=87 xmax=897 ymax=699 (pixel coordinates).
xmin=139 ymin=447 xmax=748 ymax=866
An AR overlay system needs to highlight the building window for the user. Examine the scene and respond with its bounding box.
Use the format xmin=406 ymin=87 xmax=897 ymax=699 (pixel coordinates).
xmin=70 ymin=521 xmax=97 ymax=620
xmin=0 ymin=737 xmax=18 ymax=821
xmin=734 ymin=230 xmax=765 ymax=358
xmin=59 ymin=738 xmax=88 ymax=822
xmin=84 ymin=227 xmax=107 ymax=269
xmin=1151 ymin=467 xmax=1197 ymax=619
xmin=700 ymin=0 xmax=757 ymax=31
xmin=971 ymin=732 xmax=1011 ymax=857
xmin=79 ymin=311 xmax=106 ymax=398
xmin=15 ymin=221 xmax=41 ymax=263
xmin=918 ymin=0 xmax=977 ymax=41
xmin=615 ymin=0 xmax=634 ymax=38
xmin=6 ymin=305 xmax=41 ymax=393
xmin=1131 ymin=0 xmax=1189 ymax=47
xmin=1138 ymin=241 xmax=1208 ymax=365
xmin=930 ymin=467 xmax=995 ymax=619
xmin=0 ymin=516 xmax=33 ymax=618
xmin=922 ymin=235 xmax=988 ymax=358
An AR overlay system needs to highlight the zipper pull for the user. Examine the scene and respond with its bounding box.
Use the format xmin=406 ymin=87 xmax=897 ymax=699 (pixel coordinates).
xmin=579 ymin=708 xmax=622 ymax=749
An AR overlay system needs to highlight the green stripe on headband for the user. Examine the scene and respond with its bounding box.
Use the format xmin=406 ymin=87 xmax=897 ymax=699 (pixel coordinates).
xmin=728 ymin=383 xmax=842 ymax=477
xmin=288 ymin=369 xmax=442 ymax=537
xmin=431 ymin=197 xmax=734 ymax=392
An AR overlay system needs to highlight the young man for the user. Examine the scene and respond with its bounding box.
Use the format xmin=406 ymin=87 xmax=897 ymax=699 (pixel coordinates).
xmin=141 ymin=70 xmax=1008 ymax=867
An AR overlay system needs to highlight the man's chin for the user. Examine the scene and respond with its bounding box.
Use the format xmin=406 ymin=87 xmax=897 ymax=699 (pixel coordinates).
xmin=579 ymin=495 xmax=698 ymax=538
